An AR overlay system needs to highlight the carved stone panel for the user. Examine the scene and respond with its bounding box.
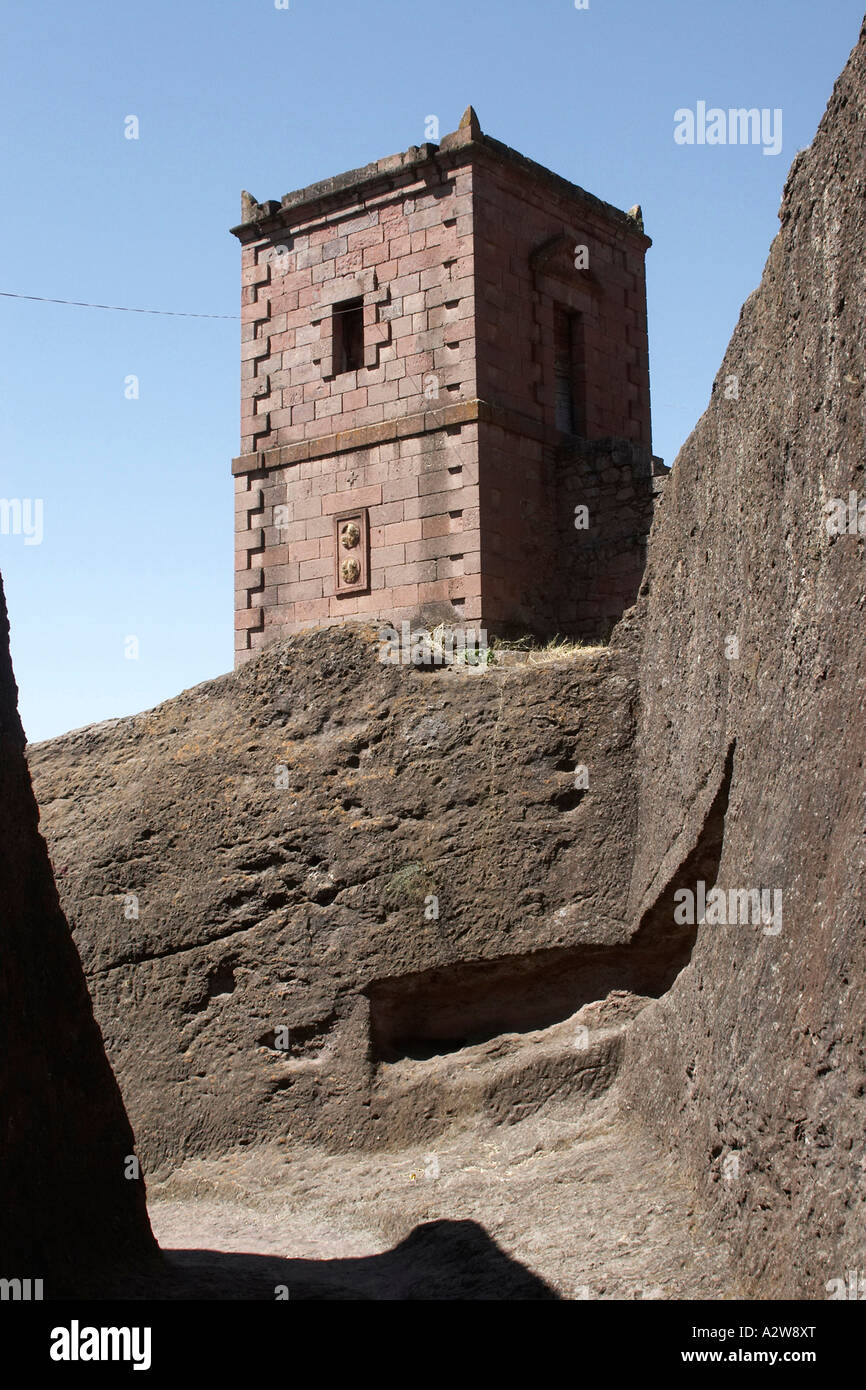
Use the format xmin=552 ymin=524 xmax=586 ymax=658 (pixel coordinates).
xmin=334 ymin=507 xmax=370 ymax=596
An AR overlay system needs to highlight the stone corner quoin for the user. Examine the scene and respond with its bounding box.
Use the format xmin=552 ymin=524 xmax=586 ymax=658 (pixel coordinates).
xmin=231 ymin=108 xmax=660 ymax=664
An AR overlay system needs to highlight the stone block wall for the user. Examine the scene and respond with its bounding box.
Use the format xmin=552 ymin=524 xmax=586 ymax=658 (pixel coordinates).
xmin=235 ymin=416 xmax=483 ymax=657
xmin=555 ymin=439 xmax=659 ymax=640
xmin=237 ymin=160 xmax=475 ymax=459
xmin=472 ymin=155 xmax=651 ymax=445
xmin=232 ymin=112 xmax=656 ymax=662
xmin=475 ymin=429 xmax=660 ymax=640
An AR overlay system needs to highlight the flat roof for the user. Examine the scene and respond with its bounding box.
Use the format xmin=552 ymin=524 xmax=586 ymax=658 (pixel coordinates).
xmin=231 ymin=108 xmax=649 ymax=246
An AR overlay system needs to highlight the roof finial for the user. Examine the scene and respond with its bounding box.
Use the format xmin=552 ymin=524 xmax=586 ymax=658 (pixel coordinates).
xmin=458 ymin=105 xmax=482 ymax=138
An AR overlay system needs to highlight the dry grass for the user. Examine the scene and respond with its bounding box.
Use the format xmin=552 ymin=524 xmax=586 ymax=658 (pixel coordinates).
xmin=403 ymin=625 xmax=607 ymax=672
xmin=524 ymin=637 xmax=606 ymax=665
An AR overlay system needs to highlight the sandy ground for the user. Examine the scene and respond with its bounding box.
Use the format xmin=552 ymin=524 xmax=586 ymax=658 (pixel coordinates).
xmin=146 ymin=1089 xmax=741 ymax=1300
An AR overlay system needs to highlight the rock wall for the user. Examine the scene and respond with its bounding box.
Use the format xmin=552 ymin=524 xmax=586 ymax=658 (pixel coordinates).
xmin=616 ymin=22 xmax=866 ymax=1297
xmin=22 ymin=21 xmax=866 ymax=1299
xmin=28 ymin=628 xmax=676 ymax=1170
xmin=0 ymin=575 xmax=157 ymax=1293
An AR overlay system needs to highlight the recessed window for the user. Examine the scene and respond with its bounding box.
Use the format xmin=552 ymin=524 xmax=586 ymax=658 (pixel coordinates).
xmin=554 ymin=306 xmax=586 ymax=435
xmin=332 ymin=297 xmax=364 ymax=374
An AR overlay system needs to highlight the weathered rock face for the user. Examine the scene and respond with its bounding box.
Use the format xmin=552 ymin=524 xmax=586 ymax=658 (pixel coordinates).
xmin=23 ymin=23 xmax=866 ymax=1301
xmin=616 ymin=22 xmax=866 ymax=1297
xmin=28 ymin=629 xmax=692 ymax=1170
xmin=0 ymin=575 xmax=157 ymax=1293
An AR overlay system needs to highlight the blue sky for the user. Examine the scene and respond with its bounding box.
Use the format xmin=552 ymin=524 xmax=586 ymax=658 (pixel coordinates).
xmin=1 ymin=0 xmax=862 ymax=741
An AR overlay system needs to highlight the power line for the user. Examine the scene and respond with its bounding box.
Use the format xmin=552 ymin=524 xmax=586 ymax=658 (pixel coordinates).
xmin=0 ymin=290 xmax=239 ymax=320
xmin=0 ymin=291 xmax=373 ymax=321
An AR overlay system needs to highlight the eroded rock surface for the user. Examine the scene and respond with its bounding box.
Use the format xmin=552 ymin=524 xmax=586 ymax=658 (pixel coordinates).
xmin=30 ymin=633 xmax=675 ymax=1169
xmin=616 ymin=21 xmax=866 ymax=1298
xmin=23 ymin=22 xmax=866 ymax=1301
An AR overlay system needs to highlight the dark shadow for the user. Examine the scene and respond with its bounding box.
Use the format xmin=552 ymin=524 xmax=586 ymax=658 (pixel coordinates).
xmin=367 ymin=744 xmax=736 ymax=1062
xmin=51 ymin=1220 xmax=560 ymax=1301
xmin=628 ymin=740 xmax=736 ymax=956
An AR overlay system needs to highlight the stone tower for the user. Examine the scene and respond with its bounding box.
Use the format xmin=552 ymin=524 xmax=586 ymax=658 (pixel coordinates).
xmin=232 ymin=108 xmax=661 ymax=665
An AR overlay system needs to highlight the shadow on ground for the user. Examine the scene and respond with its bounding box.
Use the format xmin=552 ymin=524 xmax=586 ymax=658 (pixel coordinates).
xmin=57 ymin=1220 xmax=559 ymax=1301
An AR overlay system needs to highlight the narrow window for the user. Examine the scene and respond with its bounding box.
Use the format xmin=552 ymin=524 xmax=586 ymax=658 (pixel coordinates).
xmin=553 ymin=306 xmax=586 ymax=435
xmin=332 ymin=297 xmax=364 ymax=374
